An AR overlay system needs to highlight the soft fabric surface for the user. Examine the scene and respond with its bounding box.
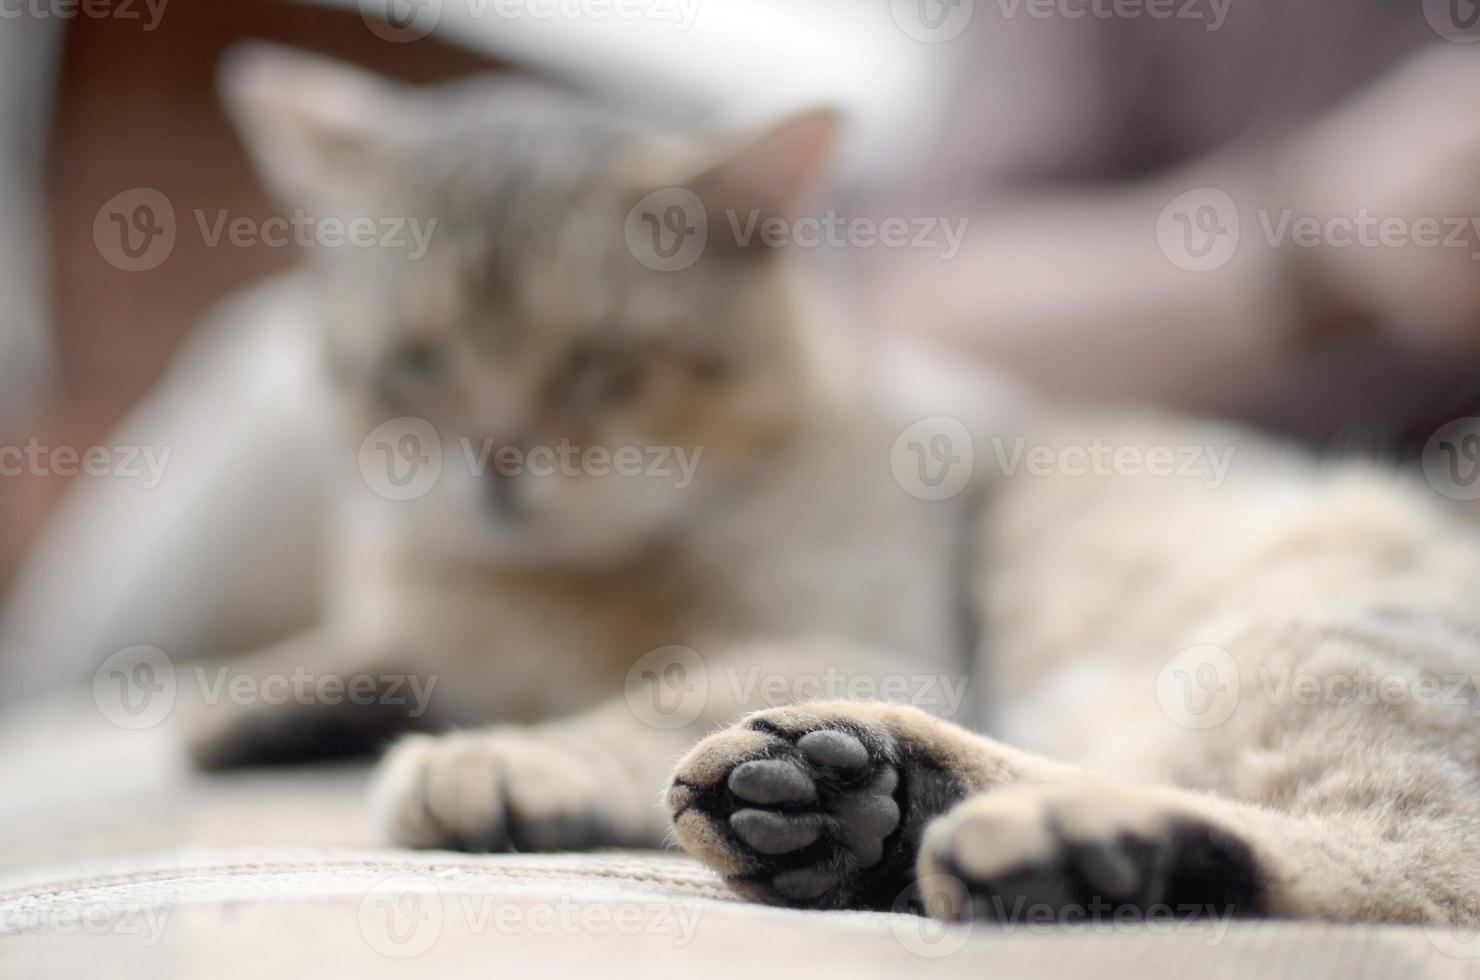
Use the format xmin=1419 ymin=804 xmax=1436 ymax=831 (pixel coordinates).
xmin=5 ymin=695 xmax=1478 ymax=977
xmin=5 ymin=850 xmax=1475 ymax=979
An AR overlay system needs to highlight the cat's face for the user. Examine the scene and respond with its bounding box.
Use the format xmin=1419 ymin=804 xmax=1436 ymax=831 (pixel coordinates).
xmin=222 ymin=45 xmax=838 ymax=565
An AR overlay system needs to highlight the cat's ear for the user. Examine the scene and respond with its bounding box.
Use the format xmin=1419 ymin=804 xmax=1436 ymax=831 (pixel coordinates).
xmin=682 ymin=107 xmax=842 ymax=222
xmin=219 ymin=43 xmax=404 ymax=207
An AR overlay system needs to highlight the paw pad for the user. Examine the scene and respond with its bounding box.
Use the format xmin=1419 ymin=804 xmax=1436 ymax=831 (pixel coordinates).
xmin=920 ymin=789 xmax=1269 ymax=923
xmin=671 ymin=722 xmax=916 ymax=909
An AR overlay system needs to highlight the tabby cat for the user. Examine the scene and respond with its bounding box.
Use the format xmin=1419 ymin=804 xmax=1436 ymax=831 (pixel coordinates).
xmin=191 ymin=44 xmax=1480 ymax=929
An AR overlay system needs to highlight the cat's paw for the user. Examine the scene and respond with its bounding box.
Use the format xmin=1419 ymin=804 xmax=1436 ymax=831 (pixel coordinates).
xmin=667 ymin=702 xmax=975 ymax=910
xmin=916 ymin=784 xmax=1268 ymax=924
xmin=371 ymin=729 xmax=641 ymax=851
xmin=181 ymin=695 xmax=427 ymax=770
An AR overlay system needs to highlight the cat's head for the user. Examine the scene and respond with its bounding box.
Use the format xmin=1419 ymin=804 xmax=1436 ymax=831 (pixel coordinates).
xmin=221 ymin=45 xmax=840 ymax=566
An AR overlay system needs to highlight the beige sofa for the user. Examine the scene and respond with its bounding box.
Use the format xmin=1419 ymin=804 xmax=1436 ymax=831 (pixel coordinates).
xmin=3 ymin=693 xmax=1475 ymax=978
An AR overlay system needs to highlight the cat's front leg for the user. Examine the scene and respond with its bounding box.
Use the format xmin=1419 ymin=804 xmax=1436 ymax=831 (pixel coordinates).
xmin=371 ymin=641 xmax=956 ymax=854
xmin=667 ymin=701 xmax=1069 ymax=909
xmin=667 ymin=701 xmax=1480 ymax=927
xmin=916 ymin=782 xmax=1270 ymax=924
xmin=180 ymin=629 xmax=442 ymax=769
xmin=669 ymin=705 xmax=1268 ymax=922
xmin=371 ymin=699 xmax=696 ymax=851
xmin=916 ymin=611 xmax=1480 ymax=929
xmin=917 ymin=778 xmax=1480 ymax=929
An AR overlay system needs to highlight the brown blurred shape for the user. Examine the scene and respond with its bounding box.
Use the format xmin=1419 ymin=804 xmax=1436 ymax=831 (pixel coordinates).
xmin=0 ymin=0 xmax=499 ymax=599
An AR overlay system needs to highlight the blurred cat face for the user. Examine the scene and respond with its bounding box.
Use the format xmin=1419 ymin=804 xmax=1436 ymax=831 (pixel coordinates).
xmin=222 ymin=45 xmax=837 ymax=565
xmin=316 ymin=203 xmax=803 ymax=564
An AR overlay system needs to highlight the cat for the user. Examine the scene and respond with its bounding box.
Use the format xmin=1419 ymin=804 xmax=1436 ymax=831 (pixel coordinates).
xmin=186 ymin=44 xmax=982 ymax=852
xmin=191 ymin=45 xmax=1480 ymax=930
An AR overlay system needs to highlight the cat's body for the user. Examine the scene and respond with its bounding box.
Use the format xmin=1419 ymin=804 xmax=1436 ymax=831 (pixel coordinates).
xmin=190 ymin=46 xmax=1480 ymax=927
xmin=672 ymin=431 xmax=1480 ymax=923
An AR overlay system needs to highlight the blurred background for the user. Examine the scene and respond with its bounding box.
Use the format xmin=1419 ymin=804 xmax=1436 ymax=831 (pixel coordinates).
xmin=6 ymin=0 xmax=1480 ymax=697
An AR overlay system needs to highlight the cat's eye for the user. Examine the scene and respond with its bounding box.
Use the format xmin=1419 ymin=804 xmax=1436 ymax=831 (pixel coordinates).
xmin=389 ymin=341 xmax=446 ymax=382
